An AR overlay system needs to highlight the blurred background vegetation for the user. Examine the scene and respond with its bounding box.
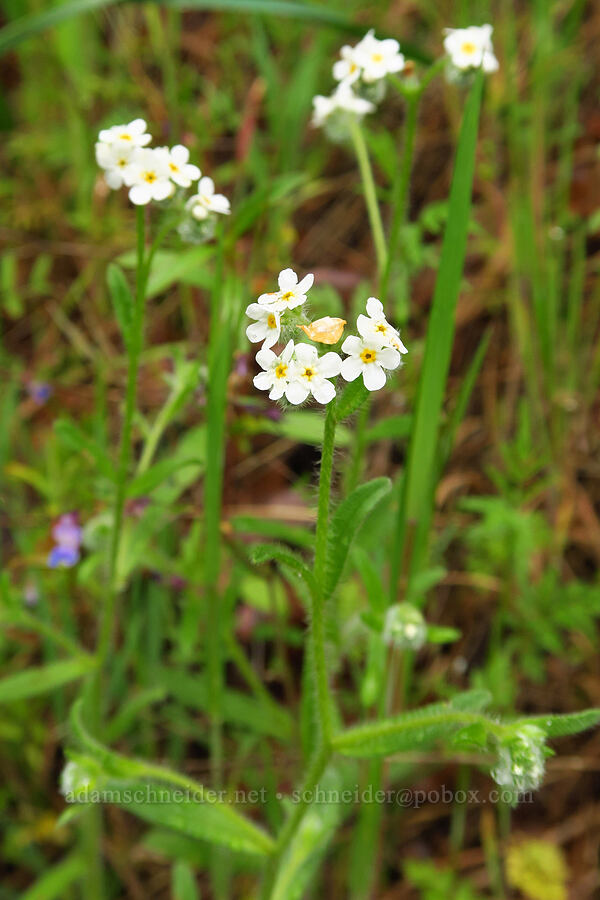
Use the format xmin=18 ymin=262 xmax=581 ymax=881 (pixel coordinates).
xmin=1 ymin=0 xmax=600 ymax=897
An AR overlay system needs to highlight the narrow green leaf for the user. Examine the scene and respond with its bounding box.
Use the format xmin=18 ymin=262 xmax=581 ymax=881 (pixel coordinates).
xmin=231 ymin=515 xmax=314 ymax=550
xmin=21 ymin=853 xmax=86 ymax=900
xmin=515 ymin=709 xmax=600 ymax=738
xmin=332 ymin=703 xmax=482 ymax=758
xmin=0 ymin=657 xmax=95 ymax=703
xmin=391 ymin=71 xmax=484 ymax=598
xmin=172 ymin=860 xmax=199 ymax=900
xmin=334 ymin=379 xmax=369 ymax=422
xmin=324 ymin=477 xmax=391 ymax=598
xmin=126 ymin=457 xmax=203 ymax=498
xmin=251 ymin=543 xmax=316 ymax=596
xmin=69 ymin=700 xmax=275 ymax=856
xmin=106 ymin=263 xmax=134 ymax=348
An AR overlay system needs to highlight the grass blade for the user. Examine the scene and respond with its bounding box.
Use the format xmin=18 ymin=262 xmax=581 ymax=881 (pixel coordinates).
xmin=390 ymin=70 xmax=484 ymax=600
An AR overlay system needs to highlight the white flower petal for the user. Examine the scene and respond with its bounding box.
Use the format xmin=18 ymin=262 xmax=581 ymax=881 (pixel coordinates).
xmin=129 ymin=184 xmax=152 ymax=205
xmin=245 ymin=303 xmax=265 ymax=319
xmin=278 ymin=268 xmax=298 ymax=292
xmin=362 ymin=363 xmax=386 ymax=391
xmin=311 ymin=378 xmax=336 ymax=405
xmin=256 ymin=347 xmax=277 ymax=369
xmin=341 ymin=356 xmax=362 ymax=382
xmin=285 ymin=381 xmax=310 ymax=405
xmin=377 ymin=347 xmax=401 ymax=370
xmin=296 ymin=273 xmax=314 ymax=294
xmin=253 ymin=372 xmax=272 ymax=391
xmin=341 ymin=335 xmax=362 ymax=355
xmin=366 ymin=297 xmax=384 ymax=318
xmin=246 ymin=322 xmax=268 ymax=343
xmin=294 ymin=343 xmax=317 ymax=365
xmin=319 ymin=352 xmax=342 ymax=378
xmin=198 ymin=176 xmax=215 ymax=196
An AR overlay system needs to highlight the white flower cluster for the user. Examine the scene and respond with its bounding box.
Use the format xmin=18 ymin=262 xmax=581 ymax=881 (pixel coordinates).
xmin=312 ymin=30 xmax=404 ymax=131
xmin=443 ymin=25 xmax=498 ymax=75
xmin=95 ymin=118 xmax=230 ymax=217
xmin=246 ymin=269 xmax=407 ymax=406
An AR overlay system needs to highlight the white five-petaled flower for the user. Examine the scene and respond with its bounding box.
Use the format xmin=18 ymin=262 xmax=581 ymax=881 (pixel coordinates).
xmin=258 ymin=268 xmax=314 ymax=313
xmin=312 ymin=82 xmax=375 ymax=128
xmin=186 ymin=176 xmax=230 ymax=220
xmin=245 ymin=303 xmax=281 ymax=349
xmin=341 ymin=335 xmax=401 ymax=391
xmin=97 ymin=118 xmax=152 ymax=148
xmin=357 ymin=297 xmax=408 ymax=355
xmin=157 ymin=145 xmax=201 ymax=188
xmin=124 ymin=147 xmax=173 ymax=206
xmin=95 ymin=140 xmax=138 ymax=189
xmin=443 ymin=25 xmax=498 ymax=73
xmin=253 ymin=340 xmax=296 ymax=401
xmin=288 ymin=343 xmax=342 ymax=405
xmin=332 ymin=44 xmax=362 ymax=85
xmin=353 ymin=30 xmax=405 ymax=83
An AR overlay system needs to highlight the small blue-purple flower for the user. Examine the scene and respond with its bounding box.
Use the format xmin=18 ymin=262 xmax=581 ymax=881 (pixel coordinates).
xmin=47 ymin=545 xmax=80 ymax=568
xmin=52 ymin=513 xmax=82 ymax=549
xmin=27 ymin=381 xmax=53 ymax=405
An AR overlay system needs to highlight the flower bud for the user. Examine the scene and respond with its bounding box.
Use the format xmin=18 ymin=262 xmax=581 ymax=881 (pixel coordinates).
xmin=300 ymin=317 xmax=347 ymax=344
xmin=383 ymin=603 xmax=426 ymax=651
xmin=491 ymin=725 xmax=546 ymax=794
xmin=60 ymin=760 xmax=97 ymax=800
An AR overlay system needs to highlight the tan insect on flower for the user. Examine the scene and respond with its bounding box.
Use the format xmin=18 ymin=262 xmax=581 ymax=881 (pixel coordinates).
xmin=299 ymin=317 xmax=347 ymax=345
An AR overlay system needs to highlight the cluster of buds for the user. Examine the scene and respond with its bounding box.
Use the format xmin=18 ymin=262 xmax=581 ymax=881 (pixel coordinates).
xmin=246 ymin=269 xmax=407 ymax=405
xmin=491 ymin=725 xmax=547 ymax=795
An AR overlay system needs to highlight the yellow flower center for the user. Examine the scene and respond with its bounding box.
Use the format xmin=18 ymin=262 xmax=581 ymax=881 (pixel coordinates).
xmin=375 ymin=323 xmax=387 ymax=333
xmin=118 ymin=158 xmax=127 ymax=167
xmin=120 ymin=133 xmax=132 ymax=141
xmin=461 ymin=41 xmax=477 ymax=54
xmin=302 ymin=366 xmax=315 ymax=381
xmin=267 ymin=314 xmax=277 ymax=329
xmin=169 ymin=163 xmax=179 ymax=172
xmin=143 ymin=171 xmax=157 ymax=183
xmin=372 ymin=53 xmax=383 ymax=62
xmin=350 ymin=62 xmax=357 ymax=72
xmin=281 ymin=291 xmax=294 ymax=303
xmin=275 ymin=363 xmax=288 ymax=379
xmin=360 ymin=348 xmax=377 ymax=364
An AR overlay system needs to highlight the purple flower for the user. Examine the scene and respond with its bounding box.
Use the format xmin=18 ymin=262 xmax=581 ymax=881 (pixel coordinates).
xmin=47 ymin=546 xmax=80 ymax=568
xmin=52 ymin=513 xmax=82 ymax=550
xmin=27 ymin=382 xmax=53 ymax=404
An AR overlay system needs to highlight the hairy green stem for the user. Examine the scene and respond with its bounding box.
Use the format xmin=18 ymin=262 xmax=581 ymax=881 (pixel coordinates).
xmin=348 ymin=115 xmax=387 ymax=278
xmin=260 ymin=745 xmax=331 ymax=899
xmin=312 ymin=402 xmax=337 ymax=744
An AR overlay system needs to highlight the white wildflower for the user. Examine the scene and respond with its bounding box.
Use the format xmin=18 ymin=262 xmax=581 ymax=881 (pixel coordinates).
xmin=253 ymin=340 xmax=296 ymax=401
xmin=341 ymin=334 xmax=400 ymax=391
xmin=332 ymin=43 xmax=362 ymax=85
xmin=287 ymin=343 xmax=342 ymax=405
xmin=443 ymin=25 xmax=499 ymax=73
xmin=95 ymin=140 xmax=138 ymax=189
xmin=124 ymin=147 xmax=173 ymax=206
xmin=186 ymin=176 xmax=230 ymax=220
xmin=353 ymin=30 xmax=405 ymax=83
xmin=312 ymin=82 xmax=375 ymax=129
xmin=97 ymin=118 xmax=151 ymax=148
xmin=257 ymin=268 xmax=314 ymax=314
xmin=158 ymin=144 xmax=201 ymax=188
xmin=357 ymin=297 xmax=408 ymax=354
xmin=245 ymin=303 xmax=281 ymax=349
xmin=383 ymin=604 xmax=427 ymax=650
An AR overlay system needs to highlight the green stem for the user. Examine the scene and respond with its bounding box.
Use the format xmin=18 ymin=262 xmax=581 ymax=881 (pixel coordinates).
xmin=380 ymin=91 xmax=419 ymax=306
xmin=348 ymin=115 xmax=387 ymax=278
xmin=312 ymin=403 xmax=337 ymax=744
xmin=260 ymin=745 xmax=331 ymax=900
xmin=96 ymin=206 xmax=147 ymax=707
